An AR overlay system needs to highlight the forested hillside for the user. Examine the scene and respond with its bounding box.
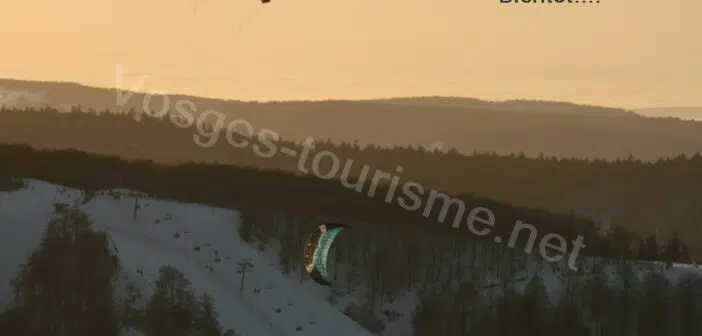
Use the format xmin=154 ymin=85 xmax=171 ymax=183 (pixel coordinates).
xmin=2 ymin=106 xmax=702 ymax=257
xmin=3 ymin=78 xmax=702 ymax=160
xmin=2 ymin=151 xmax=701 ymax=335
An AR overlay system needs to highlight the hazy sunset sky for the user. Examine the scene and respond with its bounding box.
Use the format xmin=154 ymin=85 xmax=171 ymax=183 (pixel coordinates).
xmin=1 ymin=0 xmax=699 ymax=108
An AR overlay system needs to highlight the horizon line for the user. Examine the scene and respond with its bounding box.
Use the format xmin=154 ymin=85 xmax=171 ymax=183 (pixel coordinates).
xmin=0 ymin=76 xmax=650 ymax=111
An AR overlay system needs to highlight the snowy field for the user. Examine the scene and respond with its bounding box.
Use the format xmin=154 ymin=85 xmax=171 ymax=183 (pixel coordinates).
xmin=0 ymin=179 xmax=371 ymax=336
xmin=3 ymin=178 xmax=702 ymax=335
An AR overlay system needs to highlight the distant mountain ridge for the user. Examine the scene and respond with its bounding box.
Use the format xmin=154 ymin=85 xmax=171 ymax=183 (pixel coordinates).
xmin=635 ymin=107 xmax=702 ymax=121
xmin=3 ymin=77 xmax=702 ymax=161
xmin=365 ymin=96 xmax=637 ymax=117
xmin=0 ymin=78 xmax=636 ymax=117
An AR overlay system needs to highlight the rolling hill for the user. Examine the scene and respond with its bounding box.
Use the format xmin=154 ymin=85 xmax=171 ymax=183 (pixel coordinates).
xmin=635 ymin=107 xmax=702 ymax=121
xmin=6 ymin=78 xmax=702 ymax=161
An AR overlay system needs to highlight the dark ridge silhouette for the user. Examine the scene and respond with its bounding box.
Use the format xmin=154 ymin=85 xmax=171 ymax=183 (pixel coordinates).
xmin=0 ymin=142 xmax=690 ymax=266
xmin=364 ymin=96 xmax=636 ymax=116
xmin=6 ymin=78 xmax=702 ymax=161
xmin=0 ymin=78 xmax=636 ymax=116
xmin=1 ymin=106 xmax=702 ymax=258
xmin=636 ymin=106 xmax=702 ymax=120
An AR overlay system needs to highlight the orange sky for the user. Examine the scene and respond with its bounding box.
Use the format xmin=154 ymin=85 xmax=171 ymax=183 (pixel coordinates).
xmin=1 ymin=0 xmax=699 ymax=108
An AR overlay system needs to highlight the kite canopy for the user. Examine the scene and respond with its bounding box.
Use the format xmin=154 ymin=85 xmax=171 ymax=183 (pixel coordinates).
xmin=303 ymin=223 xmax=349 ymax=286
xmin=261 ymin=0 xmax=270 ymax=3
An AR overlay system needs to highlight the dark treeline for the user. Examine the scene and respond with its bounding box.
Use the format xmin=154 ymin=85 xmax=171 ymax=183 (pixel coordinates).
xmin=410 ymin=267 xmax=702 ymax=336
xmin=0 ymin=203 xmax=234 ymax=335
xmin=1 ymin=106 xmax=701 ymax=257
xmin=0 ymin=141 xmax=690 ymax=266
xmin=235 ymin=197 xmax=702 ymax=335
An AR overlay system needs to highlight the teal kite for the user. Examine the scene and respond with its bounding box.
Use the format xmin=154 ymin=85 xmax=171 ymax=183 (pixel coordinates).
xmin=304 ymin=223 xmax=349 ymax=286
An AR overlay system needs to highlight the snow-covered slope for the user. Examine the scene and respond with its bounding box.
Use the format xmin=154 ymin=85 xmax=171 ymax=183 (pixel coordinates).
xmin=0 ymin=179 xmax=372 ymax=336
xmin=4 ymin=178 xmax=702 ymax=335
